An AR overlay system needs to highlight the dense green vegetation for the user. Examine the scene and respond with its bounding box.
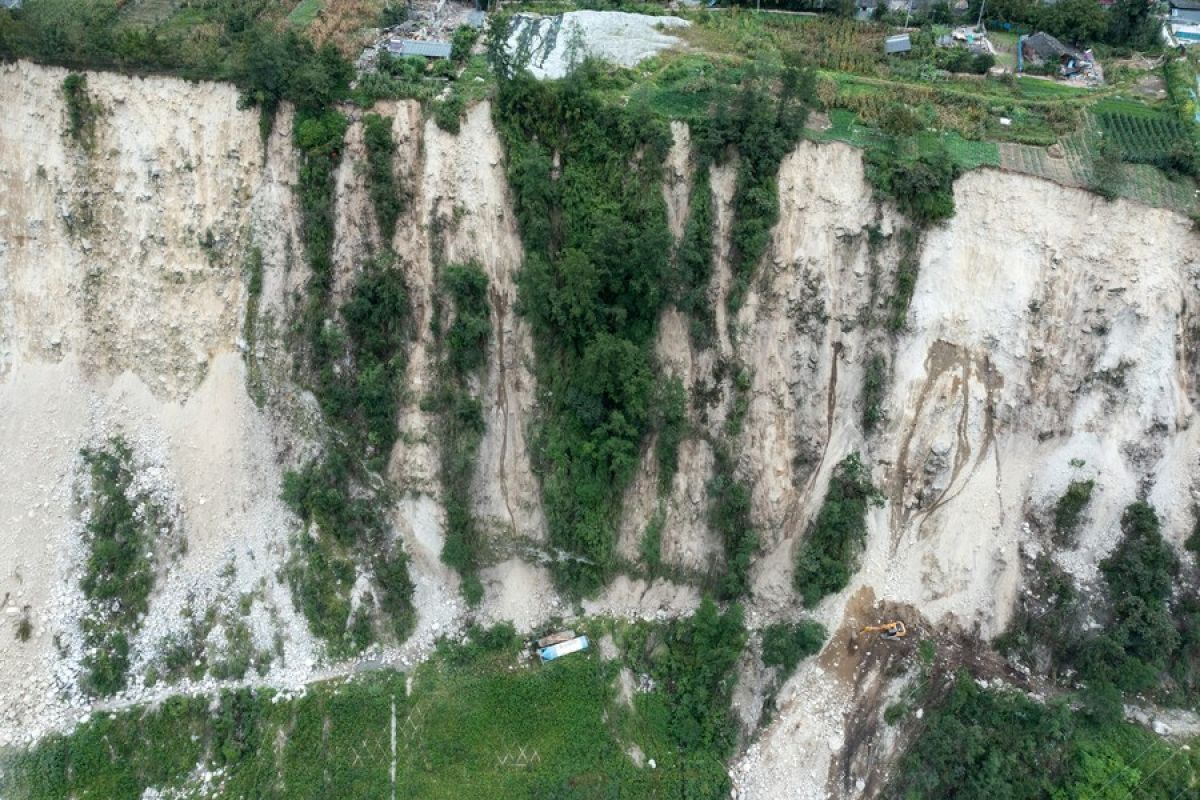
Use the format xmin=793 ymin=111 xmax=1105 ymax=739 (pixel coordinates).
xmin=1052 ymin=479 xmax=1094 ymax=545
xmin=864 ymin=137 xmax=961 ymax=228
xmin=862 ymin=351 xmax=887 ymax=432
xmin=619 ymin=598 xmax=748 ymax=797
xmin=3 ymin=613 xmax=748 ymax=800
xmin=793 ymin=453 xmax=881 ymax=607
xmin=282 ymin=450 xmax=414 ymax=656
xmin=761 ymin=619 xmax=826 ymax=678
xmin=493 ymin=63 xmax=673 ymax=596
xmin=673 ymin=167 xmax=716 ymax=344
xmin=77 ymin=439 xmax=165 ymax=696
xmin=362 ymin=112 xmax=404 ymax=242
xmin=888 ymin=670 xmax=1200 ymax=798
xmin=653 ymin=376 xmax=689 ymax=494
xmin=693 ymin=65 xmax=814 ymax=311
xmin=707 ymin=446 xmax=758 ymax=599
xmin=1000 ymin=501 xmax=1200 ymax=708
xmin=431 ymin=262 xmax=492 ymax=605
xmin=61 ymin=73 xmax=98 ymax=149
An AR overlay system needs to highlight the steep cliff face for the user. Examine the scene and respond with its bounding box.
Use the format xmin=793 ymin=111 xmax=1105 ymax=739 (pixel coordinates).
xmin=2 ymin=60 xmax=1198 ymax=795
xmin=0 ymin=60 xmax=313 ymax=745
xmin=731 ymin=149 xmax=1200 ymax=800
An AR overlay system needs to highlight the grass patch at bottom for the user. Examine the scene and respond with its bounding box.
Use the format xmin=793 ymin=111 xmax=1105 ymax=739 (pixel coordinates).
xmin=1 ymin=623 xmax=711 ymax=800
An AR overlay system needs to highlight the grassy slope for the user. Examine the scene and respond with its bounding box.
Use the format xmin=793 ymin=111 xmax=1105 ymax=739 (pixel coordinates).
xmin=1 ymin=637 xmax=689 ymax=799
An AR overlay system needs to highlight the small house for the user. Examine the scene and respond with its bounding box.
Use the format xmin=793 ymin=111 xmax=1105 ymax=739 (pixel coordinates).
xmin=1020 ymin=31 xmax=1088 ymax=75
xmin=0 ymin=0 xmax=22 ymax=9
xmin=1171 ymin=0 xmax=1200 ymax=24
xmin=885 ymin=34 xmax=913 ymax=55
xmin=385 ymin=38 xmax=453 ymax=59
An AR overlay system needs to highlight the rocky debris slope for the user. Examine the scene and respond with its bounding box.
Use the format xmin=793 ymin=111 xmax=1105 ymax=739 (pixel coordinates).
xmin=727 ymin=146 xmax=1199 ymax=799
xmin=504 ymin=11 xmax=690 ymax=80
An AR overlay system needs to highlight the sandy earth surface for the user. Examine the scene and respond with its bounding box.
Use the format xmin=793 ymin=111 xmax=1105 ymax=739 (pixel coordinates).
xmin=504 ymin=11 xmax=690 ymax=80
xmin=2 ymin=57 xmax=1200 ymax=798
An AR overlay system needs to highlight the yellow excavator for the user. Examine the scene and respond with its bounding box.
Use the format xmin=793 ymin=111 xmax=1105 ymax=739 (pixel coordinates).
xmin=860 ymin=621 xmax=907 ymax=640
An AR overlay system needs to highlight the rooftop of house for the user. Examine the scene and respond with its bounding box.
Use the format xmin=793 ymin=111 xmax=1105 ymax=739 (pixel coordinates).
xmin=385 ymin=38 xmax=453 ymax=59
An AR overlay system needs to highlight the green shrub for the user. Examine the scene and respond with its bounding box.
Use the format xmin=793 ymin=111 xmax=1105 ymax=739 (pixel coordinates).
xmin=430 ymin=262 xmax=491 ymax=605
xmin=864 ymin=137 xmax=960 ymax=227
xmin=62 ymin=73 xmax=98 ymax=149
xmin=1053 ymin=479 xmax=1095 ymax=545
xmin=362 ymin=112 xmax=404 ymax=241
xmin=77 ymin=440 xmax=165 ymax=696
xmin=497 ymin=65 xmax=672 ymax=595
xmin=1100 ymin=502 xmax=1178 ymax=605
xmin=888 ymin=227 xmax=922 ymax=331
xmin=861 ymin=351 xmax=887 ymax=432
xmin=451 ymin=24 xmax=480 ymax=62
xmin=654 ymin=376 xmax=688 ymax=493
xmin=708 ymin=446 xmax=759 ymax=599
xmin=640 ymin=506 xmax=665 ymax=574
xmin=793 ymin=453 xmax=881 ymax=607
xmin=761 ymin=620 xmax=826 ymax=677
xmin=673 ymin=168 xmax=715 ymax=344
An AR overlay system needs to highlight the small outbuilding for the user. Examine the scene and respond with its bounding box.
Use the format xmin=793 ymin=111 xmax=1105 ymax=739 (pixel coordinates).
xmin=885 ymin=34 xmax=913 ymax=55
xmin=386 ymin=38 xmax=453 ymax=59
xmin=1171 ymin=0 xmax=1200 ymax=25
xmin=1020 ymin=31 xmax=1089 ymax=75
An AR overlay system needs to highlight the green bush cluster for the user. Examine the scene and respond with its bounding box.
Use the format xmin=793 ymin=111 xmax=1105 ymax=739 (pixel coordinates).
xmin=619 ymin=598 xmax=747 ymax=796
xmin=77 ymin=439 xmax=163 ymax=696
xmin=761 ymin=620 xmax=827 ymax=677
xmin=1001 ymin=501 xmax=1200 ymax=708
xmin=888 ymin=670 xmax=1200 ymax=798
xmin=1052 ymin=479 xmax=1094 ymax=545
xmin=793 ymin=453 xmax=882 ymax=607
xmin=692 ymin=65 xmax=814 ymax=312
xmin=655 ymin=600 xmax=746 ymax=758
xmin=319 ymin=259 xmax=411 ymax=462
xmin=708 ymin=446 xmax=759 ymax=599
xmin=930 ymin=47 xmax=995 ymax=76
xmin=654 ymin=376 xmax=688 ymax=494
xmin=861 ymin=351 xmax=887 ymax=432
xmin=673 ymin=168 xmax=716 ymax=345
xmin=887 ymin=227 xmax=923 ymax=331
xmin=362 ymin=113 xmax=405 ymax=242
xmin=61 ymin=73 xmax=97 ymax=149
xmin=431 ymin=262 xmax=492 ymax=605
xmin=282 ymin=449 xmax=414 ymax=657
xmin=494 ymin=64 xmax=672 ymax=596
xmin=451 ymin=24 xmax=480 ymax=63
xmin=864 ymin=137 xmax=961 ymax=228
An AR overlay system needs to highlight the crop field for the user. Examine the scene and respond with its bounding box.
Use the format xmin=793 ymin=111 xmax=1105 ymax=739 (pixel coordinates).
xmin=1098 ymin=110 xmax=1192 ymax=165
xmin=1000 ymin=122 xmax=1199 ymax=213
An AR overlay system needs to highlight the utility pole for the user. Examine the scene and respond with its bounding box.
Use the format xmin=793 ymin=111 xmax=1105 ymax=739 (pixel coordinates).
xmin=975 ymin=0 xmax=987 ymax=31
